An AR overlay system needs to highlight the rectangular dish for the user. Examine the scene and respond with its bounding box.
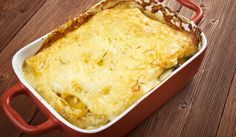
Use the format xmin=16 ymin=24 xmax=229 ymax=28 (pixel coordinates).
xmin=1 ymin=0 xmax=206 ymax=136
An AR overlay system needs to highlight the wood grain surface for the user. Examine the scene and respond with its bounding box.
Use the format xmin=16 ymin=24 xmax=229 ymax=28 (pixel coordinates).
xmin=0 ymin=0 xmax=46 ymax=52
xmin=0 ymin=0 xmax=236 ymax=137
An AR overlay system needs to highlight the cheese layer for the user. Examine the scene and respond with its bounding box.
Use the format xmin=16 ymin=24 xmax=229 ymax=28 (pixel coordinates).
xmin=23 ymin=3 xmax=197 ymax=129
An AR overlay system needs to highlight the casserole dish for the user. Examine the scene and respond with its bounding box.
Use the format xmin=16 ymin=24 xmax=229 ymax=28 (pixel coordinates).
xmin=1 ymin=0 xmax=206 ymax=136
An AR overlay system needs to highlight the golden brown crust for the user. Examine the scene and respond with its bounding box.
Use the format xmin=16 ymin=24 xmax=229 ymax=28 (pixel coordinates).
xmin=24 ymin=1 xmax=201 ymax=129
xmin=38 ymin=0 xmax=202 ymax=53
xmin=37 ymin=12 xmax=95 ymax=53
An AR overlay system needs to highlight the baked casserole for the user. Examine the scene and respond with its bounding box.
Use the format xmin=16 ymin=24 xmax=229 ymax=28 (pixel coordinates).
xmin=23 ymin=1 xmax=200 ymax=129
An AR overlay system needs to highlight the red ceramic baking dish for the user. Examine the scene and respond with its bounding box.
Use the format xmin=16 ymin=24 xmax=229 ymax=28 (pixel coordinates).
xmin=1 ymin=0 xmax=206 ymax=136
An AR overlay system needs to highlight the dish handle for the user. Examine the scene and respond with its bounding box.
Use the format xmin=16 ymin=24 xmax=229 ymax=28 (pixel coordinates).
xmin=1 ymin=83 xmax=58 ymax=134
xmin=157 ymin=0 xmax=203 ymax=24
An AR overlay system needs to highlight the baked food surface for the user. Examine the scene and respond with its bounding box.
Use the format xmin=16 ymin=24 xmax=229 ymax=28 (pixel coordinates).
xmin=23 ymin=2 xmax=198 ymax=129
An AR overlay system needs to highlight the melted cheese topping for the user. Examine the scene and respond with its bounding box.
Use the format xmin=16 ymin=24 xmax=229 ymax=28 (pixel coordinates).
xmin=23 ymin=3 xmax=197 ymax=129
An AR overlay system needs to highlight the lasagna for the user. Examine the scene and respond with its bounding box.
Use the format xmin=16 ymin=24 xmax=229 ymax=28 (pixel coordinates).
xmin=23 ymin=1 xmax=198 ymax=129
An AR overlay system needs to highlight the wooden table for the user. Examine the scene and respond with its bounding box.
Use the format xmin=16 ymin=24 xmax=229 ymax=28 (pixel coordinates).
xmin=0 ymin=0 xmax=235 ymax=137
